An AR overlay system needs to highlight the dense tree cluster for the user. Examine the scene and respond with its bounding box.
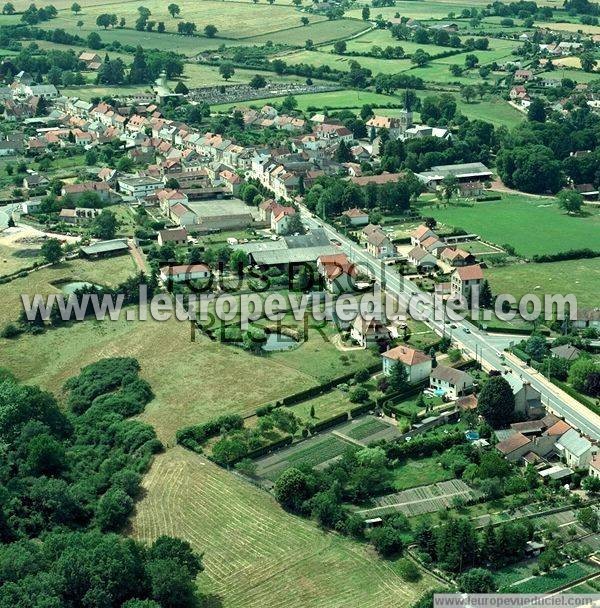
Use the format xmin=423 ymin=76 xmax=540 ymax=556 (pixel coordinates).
xmin=0 ymin=361 xmax=202 ymax=606
xmin=415 ymin=515 xmax=533 ymax=573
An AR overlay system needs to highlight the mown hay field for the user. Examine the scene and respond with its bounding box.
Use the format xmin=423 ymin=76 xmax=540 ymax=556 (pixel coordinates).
xmin=130 ymin=446 xmax=436 ymax=608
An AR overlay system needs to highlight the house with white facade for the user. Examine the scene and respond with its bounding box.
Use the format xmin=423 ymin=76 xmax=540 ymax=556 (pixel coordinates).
xmin=556 ymin=429 xmax=598 ymax=469
xmin=382 ymin=345 xmax=432 ymax=383
xmin=317 ymin=253 xmax=356 ymax=293
xmin=160 ymin=263 xmax=211 ymax=283
xmin=410 ymin=224 xmax=437 ymax=247
xmin=429 ymin=366 xmax=474 ymax=399
xmin=341 ymin=208 xmax=369 ymax=226
xmin=451 ymin=264 xmax=483 ymax=300
xmin=350 ymin=316 xmax=390 ymax=348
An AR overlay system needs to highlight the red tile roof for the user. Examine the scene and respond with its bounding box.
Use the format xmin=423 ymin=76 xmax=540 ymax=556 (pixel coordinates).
xmin=382 ymin=345 xmax=431 ymax=366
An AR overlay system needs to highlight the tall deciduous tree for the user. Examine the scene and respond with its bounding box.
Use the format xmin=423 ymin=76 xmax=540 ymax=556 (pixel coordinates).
xmin=477 ymin=375 xmax=515 ymax=428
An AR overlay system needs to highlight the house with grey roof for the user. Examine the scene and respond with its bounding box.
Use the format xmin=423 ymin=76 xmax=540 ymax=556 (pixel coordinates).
xmin=429 ymin=365 xmax=474 ymax=400
xmin=550 ymin=344 xmax=582 ymax=361
xmin=514 ymin=382 xmax=545 ymax=420
xmin=555 ymin=428 xmax=598 ymax=469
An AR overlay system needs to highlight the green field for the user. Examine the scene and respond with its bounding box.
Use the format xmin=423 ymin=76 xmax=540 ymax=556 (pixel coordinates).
xmin=369 ymin=93 xmax=524 ymax=128
xmin=537 ymin=68 xmax=600 ymax=83
xmin=131 ymin=446 xmax=435 ymax=608
xmin=286 ymin=388 xmax=356 ymax=423
xmin=0 ymin=254 xmax=137 ymax=324
xmin=213 ymin=88 xmax=401 ymax=112
xmin=535 ymin=19 xmax=600 ymax=34
xmin=2 ymin=312 xmax=377 ymax=442
xmin=246 ymin=18 xmax=368 ymax=45
xmin=281 ymin=49 xmax=414 ymax=75
xmin=486 ymin=258 xmax=600 ymax=310
xmin=44 ymin=0 xmax=325 ymax=39
xmin=0 ymin=242 xmax=43 ymax=277
xmin=346 ymin=3 xmax=471 ymax=20
xmin=390 ymin=456 xmax=455 ymax=491
xmin=426 ymin=195 xmax=600 ymax=257
xmin=324 ymin=28 xmax=455 ymax=56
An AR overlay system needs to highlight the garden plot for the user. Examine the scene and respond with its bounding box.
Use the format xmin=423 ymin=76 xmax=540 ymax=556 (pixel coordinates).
xmin=254 ymin=434 xmax=355 ymax=483
xmin=336 ymin=416 xmax=402 ymax=444
xmin=357 ymin=479 xmax=479 ymax=518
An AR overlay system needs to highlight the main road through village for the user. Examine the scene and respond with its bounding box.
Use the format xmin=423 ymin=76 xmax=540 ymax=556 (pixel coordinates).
xmin=299 ymin=205 xmax=600 ymax=440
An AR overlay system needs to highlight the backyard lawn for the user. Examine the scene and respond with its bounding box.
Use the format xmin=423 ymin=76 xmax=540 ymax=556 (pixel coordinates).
xmin=426 ymin=195 xmax=600 ymax=257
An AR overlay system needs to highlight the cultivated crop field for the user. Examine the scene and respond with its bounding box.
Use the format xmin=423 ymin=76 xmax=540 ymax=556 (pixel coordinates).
xmin=345 ymin=417 xmax=392 ymax=441
xmin=335 ymin=416 xmax=402 ymax=444
xmin=357 ymin=479 xmax=479 ymax=517
xmin=426 ymin=195 xmax=600 ymax=257
xmin=510 ymin=561 xmax=599 ymax=593
xmin=131 ymin=447 xmax=436 ymax=608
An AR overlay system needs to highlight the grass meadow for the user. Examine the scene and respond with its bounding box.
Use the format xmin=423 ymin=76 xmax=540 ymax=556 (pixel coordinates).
xmin=0 ymin=243 xmax=43 ymax=277
xmin=40 ymin=0 xmax=325 ymax=38
xmin=426 ymin=195 xmax=600 ymax=257
xmin=130 ymin=446 xmax=436 ymax=608
xmin=2 ymin=312 xmax=378 ymax=442
xmin=486 ymin=257 xmax=600 ymax=310
xmin=0 ymin=254 xmax=137 ymax=325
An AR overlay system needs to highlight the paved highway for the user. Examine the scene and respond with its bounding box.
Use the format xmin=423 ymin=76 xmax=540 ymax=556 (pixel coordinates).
xmin=300 ymin=207 xmax=600 ymax=440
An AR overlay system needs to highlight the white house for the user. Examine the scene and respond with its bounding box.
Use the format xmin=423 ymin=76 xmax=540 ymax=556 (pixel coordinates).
xmin=556 ymin=428 xmax=598 ymax=469
xmin=118 ymin=176 xmax=162 ymax=199
xmin=382 ymin=345 xmax=432 ymax=383
xmin=341 ymin=207 xmax=369 ymax=226
xmin=350 ymin=316 xmax=390 ymax=348
xmin=160 ymin=263 xmax=211 ymax=283
xmin=169 ymin=203 xmax=197 ymax=228
xmin=317 ymin=253 xmax=356 ymax=293
xmin=451 ymin=264 xmax=483 ymax=300
xmin=157 ymin=189 xmax=188 ymax=213
xmin=588 ymin=454 xmax=600 ymax=479
xmin=271 ymin=205 xmax=296 ymax=235
xmin=429 ymin=365 xmax=474 ymax=400
xmin=365 ymin=227 xmax=394 ymax=259
xmin=410 ymin=224 xmax=437 ymax=247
